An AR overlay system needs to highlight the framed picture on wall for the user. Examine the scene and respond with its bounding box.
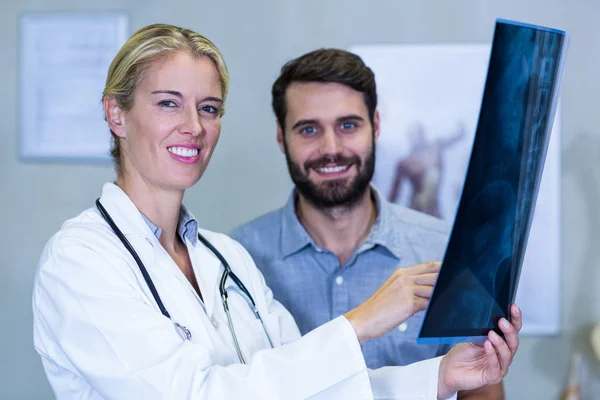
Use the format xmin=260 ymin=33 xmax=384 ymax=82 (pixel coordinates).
xmin=19 ymin=11 xmax=130 ymax=163
xmin=349 ymin=42 xmax=562 ymax=336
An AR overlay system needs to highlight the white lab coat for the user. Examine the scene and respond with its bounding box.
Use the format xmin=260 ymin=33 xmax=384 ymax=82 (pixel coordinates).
xmin=32 ymin=182 xmax=454 ymax=400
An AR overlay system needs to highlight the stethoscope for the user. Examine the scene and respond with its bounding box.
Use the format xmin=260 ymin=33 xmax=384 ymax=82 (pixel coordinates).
xmin=95 ymin=199 xmax=274 ymax=364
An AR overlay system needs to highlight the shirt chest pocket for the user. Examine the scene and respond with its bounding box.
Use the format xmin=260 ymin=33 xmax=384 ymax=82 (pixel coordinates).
xmin=392 ymin=315 xmax=422 ymax=339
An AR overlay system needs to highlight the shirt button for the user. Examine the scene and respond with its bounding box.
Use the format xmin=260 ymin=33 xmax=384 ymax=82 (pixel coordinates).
xmin=335 ymin=276 xmax=344 ymax=285
xmin=398 ymin=322 xmax=408 ymax=332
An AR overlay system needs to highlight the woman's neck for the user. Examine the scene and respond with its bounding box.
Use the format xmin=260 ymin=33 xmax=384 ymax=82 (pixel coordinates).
xmin=117 ymin=174 xmax=184 ymax=253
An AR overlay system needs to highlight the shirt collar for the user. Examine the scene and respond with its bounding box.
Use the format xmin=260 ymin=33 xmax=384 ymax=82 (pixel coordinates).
xmin=98 ymin=182 xmax=198 ymax=246
xmin=279 ymin=185 xmax=403 ymax=259
xmin=280 ymin=191 xmax=314 ymax=258
xmin=141 ymin=204 xmax=199 ymax=246
xmin=361 ymin=185 xmax=403 ymax=259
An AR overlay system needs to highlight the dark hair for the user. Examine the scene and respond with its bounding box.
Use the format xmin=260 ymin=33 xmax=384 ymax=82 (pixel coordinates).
xmin=271 ymin=48 xmax=377 ymax=133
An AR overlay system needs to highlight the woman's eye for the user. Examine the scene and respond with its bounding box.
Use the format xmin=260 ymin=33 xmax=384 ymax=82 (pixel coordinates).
xmin=200 ymin=105 xmax=218 ymax=114
xmin=158 ymin=100 xmax=177 ymax=108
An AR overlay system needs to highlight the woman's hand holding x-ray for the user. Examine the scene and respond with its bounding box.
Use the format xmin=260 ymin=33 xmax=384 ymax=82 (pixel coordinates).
xmin=344 ymin=261 xmax=441 ymax=344
xmin=437 ymin=304 xmax=522 ymax=399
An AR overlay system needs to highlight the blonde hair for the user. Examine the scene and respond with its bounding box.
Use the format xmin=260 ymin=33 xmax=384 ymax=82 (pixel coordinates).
xmin=102 ymin=23 xmax=229 ymax=174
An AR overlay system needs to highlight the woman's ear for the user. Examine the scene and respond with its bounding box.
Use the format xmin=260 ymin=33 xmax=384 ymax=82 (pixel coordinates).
xmin=103 ymin=96 xmax=126 ymax=138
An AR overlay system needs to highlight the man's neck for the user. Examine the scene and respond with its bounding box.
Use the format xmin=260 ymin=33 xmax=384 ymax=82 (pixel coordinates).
xmin=117 ymin=173 xmax=184 ymax=253
xmin=295 ymin=188 xmax=377 ymax=266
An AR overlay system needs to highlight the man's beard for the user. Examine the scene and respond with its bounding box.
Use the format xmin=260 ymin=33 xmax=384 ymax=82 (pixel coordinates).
xmin=284 ymin=143 xmax=375 ymax=210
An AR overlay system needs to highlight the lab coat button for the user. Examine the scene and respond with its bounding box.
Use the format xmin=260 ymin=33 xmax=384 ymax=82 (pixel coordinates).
xmin=211 ymin=317 xmax=219 ymax=329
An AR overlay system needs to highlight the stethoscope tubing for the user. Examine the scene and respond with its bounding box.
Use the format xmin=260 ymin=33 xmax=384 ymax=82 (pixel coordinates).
xmin=95 ymin=198 xmax=272 ymax=364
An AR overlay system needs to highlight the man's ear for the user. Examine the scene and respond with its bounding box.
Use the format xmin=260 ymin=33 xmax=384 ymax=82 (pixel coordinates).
xmin=276 ymin=121 xmax=286 ymax=154
xmin=373 ymin=109 xmax=381 ymax=144
xmin=103 ymin=96 xmax=126 ymax=138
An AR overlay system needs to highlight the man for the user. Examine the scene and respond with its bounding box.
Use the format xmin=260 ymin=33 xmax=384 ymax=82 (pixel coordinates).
xmin=231 ymin=48 xmax=504 ymax=399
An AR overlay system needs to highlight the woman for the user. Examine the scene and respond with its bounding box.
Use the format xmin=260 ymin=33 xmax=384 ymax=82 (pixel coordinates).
xmin=32 ymin=24 xmax=521 ymax=399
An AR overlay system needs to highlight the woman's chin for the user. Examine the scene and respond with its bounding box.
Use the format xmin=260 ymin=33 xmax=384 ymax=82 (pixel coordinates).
xmin=159 ymin=172 xmax=203 ymax=192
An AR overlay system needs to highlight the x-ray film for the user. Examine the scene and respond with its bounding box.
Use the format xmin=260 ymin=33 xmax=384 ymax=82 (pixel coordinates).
xmin=417 ymin=19 xmax=570 ymax=344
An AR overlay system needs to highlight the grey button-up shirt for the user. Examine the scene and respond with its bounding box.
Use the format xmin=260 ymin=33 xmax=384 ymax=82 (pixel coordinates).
xmin=231 ymin=186 xmax=453 ymax=369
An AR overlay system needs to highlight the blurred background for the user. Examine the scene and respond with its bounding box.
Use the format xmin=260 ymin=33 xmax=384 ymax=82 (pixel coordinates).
xmin=1 ymin=0 xmax=599 ymax=398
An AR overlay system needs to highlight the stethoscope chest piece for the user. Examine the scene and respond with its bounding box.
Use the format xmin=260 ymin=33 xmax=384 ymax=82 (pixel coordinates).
xmin=174 ymin=322 xmax=192 ymax=341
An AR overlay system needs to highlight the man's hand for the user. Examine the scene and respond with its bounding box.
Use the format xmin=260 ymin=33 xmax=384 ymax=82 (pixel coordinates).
xmin=345 ymin=261 xmax=440 ymax=344
xmin=437 ymin=304 xmax=522 ymax=399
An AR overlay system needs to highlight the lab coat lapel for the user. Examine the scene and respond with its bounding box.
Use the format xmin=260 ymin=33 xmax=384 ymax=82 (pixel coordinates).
xmin=98 ymin=182 xmax=225 ymax=337
xmin=97 ymin=182 xmax=209 ymax=311
xmin=97 ymin=182 xmax=156 ymax=239
xmin=189 ymin=235 xmax=223 ymax=322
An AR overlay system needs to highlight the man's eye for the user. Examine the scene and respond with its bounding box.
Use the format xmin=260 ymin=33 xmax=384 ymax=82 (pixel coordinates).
xmin=342 ymin=122 xmax=356 ymax=129
xmin=301 ymin=126 xmax=316 ymax=134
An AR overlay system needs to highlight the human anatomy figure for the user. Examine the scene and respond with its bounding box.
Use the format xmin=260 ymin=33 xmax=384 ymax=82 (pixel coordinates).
xmin=389 ymin=121 xmax=466 ymax=218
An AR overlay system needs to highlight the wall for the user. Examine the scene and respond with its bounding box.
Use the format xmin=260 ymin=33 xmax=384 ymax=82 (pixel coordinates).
xmin=0 ymin=0 xmax=598 ymax=398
